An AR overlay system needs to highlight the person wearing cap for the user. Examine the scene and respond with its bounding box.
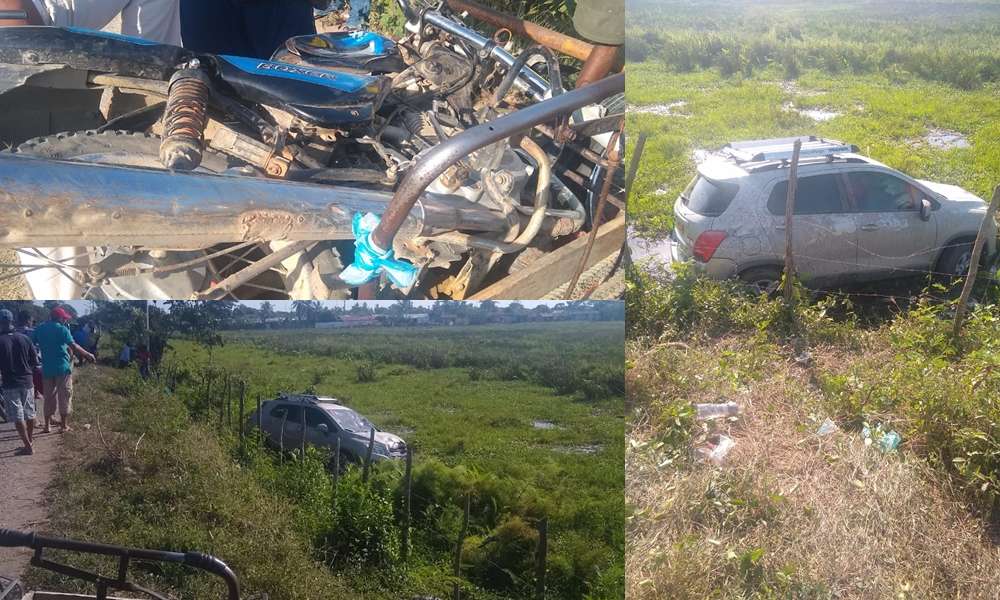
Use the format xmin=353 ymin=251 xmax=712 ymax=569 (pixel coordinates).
xmin=32 ymin=307 xmax=95 ymax=434
xmin=0 ymin=309 xmax=40 ymax=455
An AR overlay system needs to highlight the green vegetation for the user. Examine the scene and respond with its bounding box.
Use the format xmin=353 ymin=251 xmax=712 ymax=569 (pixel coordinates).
xmin=58 ymin=321 xmax=624 ymax=599
xmin=27 ymin=368 xmax=361 ymax=600
xmin=227 ymin=322 xmax=625 ymax=400
xmin=626 ymin=266 xmax=1000 ymax=597
xmin=625 ymin=0 xmax=1000 ymax=239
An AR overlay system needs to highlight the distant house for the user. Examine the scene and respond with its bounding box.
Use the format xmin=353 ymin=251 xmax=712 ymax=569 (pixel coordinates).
xmin=316 ymin=315 xmax=379 ymax=329
xmin=400 ymin=313 xmax=430 ymax=323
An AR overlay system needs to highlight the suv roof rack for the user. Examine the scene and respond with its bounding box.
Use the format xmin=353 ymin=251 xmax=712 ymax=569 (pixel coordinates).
xmin=276 ymin=392 xmax=341 ymax=405
xmin=723 ymin=136 xmax=858 ymax=163
xmin=742 ymin=154 xmax=868 ymax=173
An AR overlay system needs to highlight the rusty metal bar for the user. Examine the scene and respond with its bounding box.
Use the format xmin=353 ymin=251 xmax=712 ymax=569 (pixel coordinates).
xmin=446 ymin=0 xmax=594 ymax=61
xmin=0 ymin=153 xmax=510 ymax=248
xmin=565 ymin=125 xmax=622 ymax=299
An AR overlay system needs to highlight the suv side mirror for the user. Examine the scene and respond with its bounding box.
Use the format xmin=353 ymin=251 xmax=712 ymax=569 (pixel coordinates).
xmin=317 ymin=423 xmax=329 ymax=435
xmin=920 ymin=198 xmax=932 ymax=221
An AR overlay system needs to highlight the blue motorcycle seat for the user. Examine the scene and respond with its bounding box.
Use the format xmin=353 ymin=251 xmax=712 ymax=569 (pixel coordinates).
xmin=214 ymin=55 xmax=388 ymax=130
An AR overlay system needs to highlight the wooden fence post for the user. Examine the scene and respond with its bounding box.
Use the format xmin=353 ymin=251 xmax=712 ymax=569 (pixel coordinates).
xmin=238 ymin=381 xmax=246 ymax=453
xmin=225 ymin=376 xmax=233 ymax=431
xmin=953 ymin=184 xmax=1000 ymax=342
xmin=401 ymin=446 xmax=413 ymax=562
xmin=362 ymin=428 xmax=375 ymax=484
xmin=218 ymin=373 xmax=224 ymax=427
xmin=453 ymin=493 xmax=471 ymax=600
xmin=256 ymin=394 xmax=262 ymax=444
xmin=783 ymin=139 xmax=802 ymax=305
xmin=279 ymin=410 xmax=287 ymax=460
xmin=300 ymin=411 xmax=307 ymax=465
xmin=535 ymin=517 xmax=548 ymax=600
xmin=333 ymin=435 xmax=341 ymax=490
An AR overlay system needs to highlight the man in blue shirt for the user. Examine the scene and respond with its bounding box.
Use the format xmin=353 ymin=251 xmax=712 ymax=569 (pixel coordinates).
xmin=0 ymin=309 xmax=39 ymax=455
xmin=32 ymin=307 xmax=95 ymax=434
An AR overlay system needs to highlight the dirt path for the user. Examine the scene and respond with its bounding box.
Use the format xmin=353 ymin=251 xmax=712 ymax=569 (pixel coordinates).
xmin=0 ymin=399 xmax=62 ymax=580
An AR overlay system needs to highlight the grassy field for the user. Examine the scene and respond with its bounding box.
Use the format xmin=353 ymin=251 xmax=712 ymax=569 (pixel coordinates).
xmin=158 ymin=322 xmax=626 ymax=599
xmin=626 ymin=0 xmax=1000 ymax=239
xmin=625 ymin=2 xmax=1000 ymax=596
xmin=627 ymin=271 xmax=1000 ymax=598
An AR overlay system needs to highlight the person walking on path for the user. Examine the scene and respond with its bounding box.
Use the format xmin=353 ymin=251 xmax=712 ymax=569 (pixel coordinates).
xmin=15 ymin=310 xmax=44 ymax=403
xmin=32 ymin=307 xmax=95 ymax=434
xmin=0 ymin=309 xmax=40 ymax=455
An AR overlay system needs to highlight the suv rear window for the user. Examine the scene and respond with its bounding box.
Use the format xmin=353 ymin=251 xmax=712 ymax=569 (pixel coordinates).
xmin=767 ymin=174 xmax=845 ymax=215
xmin=682 ymin=176 xmax=739 ymax=216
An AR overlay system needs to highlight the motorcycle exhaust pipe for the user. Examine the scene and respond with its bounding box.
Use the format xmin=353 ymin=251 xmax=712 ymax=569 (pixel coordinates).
xmin=0 ymin=153 xmax=509 ymax=248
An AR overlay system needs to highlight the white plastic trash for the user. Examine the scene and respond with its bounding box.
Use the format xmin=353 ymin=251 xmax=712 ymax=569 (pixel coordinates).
xmin=694 ymin=401 xmax=741 ymax=420
xmin=816 ymin=418 xmax=838 ymax=436
xmin=699 ymin=434 xmax=735 ymax=466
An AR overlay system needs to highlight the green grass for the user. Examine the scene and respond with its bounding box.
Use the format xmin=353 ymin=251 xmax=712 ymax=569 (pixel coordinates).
xmin=625 ymin=0 xmax=1000 ymax=240
xmin=162 ymin=322 xmax=625 ymax=599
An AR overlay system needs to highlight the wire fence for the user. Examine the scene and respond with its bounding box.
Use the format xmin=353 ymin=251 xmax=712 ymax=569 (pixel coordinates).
xmin=151 ymin=364 xmax=555 ymax=600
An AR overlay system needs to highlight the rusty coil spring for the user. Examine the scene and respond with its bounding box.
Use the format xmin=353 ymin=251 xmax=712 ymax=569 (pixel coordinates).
xmin=159 ymin=68 xmax=210 ymax=171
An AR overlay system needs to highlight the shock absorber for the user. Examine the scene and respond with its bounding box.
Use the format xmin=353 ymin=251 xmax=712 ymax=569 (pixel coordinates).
xmin=159 ymin=63 xmax=210 ymax=171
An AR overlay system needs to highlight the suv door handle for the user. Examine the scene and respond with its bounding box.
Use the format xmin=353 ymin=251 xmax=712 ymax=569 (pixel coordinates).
xmin=860 ymin=224 xmax=879 ymax=231
xmin=774 ymin=225 xmax=786 ymax=231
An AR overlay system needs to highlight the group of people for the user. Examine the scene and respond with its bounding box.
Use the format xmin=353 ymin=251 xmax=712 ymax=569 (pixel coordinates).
xmin=117 ymin=340 xmax=152 ymax=378
xmin=0 ymin=0 xmax=325 ymax=59
xmin=0 ymin=307 xmax=95 ymax=456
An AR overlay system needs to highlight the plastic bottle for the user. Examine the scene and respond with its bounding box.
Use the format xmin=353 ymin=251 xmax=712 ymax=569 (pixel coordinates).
xmin=694 ymin=401 xmax=741 ymax=420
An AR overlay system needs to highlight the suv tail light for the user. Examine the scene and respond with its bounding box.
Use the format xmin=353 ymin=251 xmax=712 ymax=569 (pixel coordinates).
xmin=693 ymin=230 xmax=728 ymax=262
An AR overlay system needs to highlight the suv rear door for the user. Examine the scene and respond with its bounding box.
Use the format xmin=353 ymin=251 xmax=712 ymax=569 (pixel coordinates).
xmin=764 ymin=172 xmax=858 ymax=283
xmin=844 ymin=170 xmax=937 ymax=276
xmin=268 ymin=403 xmax=304 ymax=450
xmin=673 ymin=174 xmax=739 ymax=261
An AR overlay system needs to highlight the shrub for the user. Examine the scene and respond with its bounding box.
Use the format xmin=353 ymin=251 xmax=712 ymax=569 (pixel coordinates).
xmin=464 ymin=516 xmax=538 ymax=592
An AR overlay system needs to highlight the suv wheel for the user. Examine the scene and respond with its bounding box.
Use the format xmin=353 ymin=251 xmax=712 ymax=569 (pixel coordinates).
xmin=739 ymin=267 xmax=782 ymax=295
xmin=938 ymin=241 xmax=974 ymax=278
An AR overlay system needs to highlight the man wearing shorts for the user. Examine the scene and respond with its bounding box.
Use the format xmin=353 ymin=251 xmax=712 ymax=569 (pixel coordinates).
xmin=0 ymin=0 xmax=182 ymax=46
xmin=32 ymin=307 xmax=95 ymax=434
xmin=0 ymin=309 xmax=40 ymax=456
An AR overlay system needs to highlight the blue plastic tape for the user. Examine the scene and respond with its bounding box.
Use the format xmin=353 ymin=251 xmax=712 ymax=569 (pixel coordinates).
xmin=339 ymin=213 xmax=418 ymax=289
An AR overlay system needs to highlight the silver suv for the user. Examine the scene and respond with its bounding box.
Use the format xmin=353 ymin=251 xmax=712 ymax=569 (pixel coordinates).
xmin=669 ymin=137 xmax=997 ymax=291
xmin=249 ymin=394 xmax=407 ymax=462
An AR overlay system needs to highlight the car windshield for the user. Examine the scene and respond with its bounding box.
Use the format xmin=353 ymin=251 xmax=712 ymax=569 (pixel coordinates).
xmin=325 ymin=407 xmax=374 ymax=433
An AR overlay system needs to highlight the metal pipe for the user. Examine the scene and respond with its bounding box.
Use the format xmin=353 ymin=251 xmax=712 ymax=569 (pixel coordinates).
xmin=0 ymin=154 xmax=510 ymax=248
xmin=445 ymin=0 xmax=594 ymax=61
xmin=370 ymin=72 xmax=624 ymax=253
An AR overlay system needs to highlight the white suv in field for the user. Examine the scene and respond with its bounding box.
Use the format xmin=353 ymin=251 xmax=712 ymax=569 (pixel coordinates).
xmin=669 ymin=137 xmax=997 ymax=292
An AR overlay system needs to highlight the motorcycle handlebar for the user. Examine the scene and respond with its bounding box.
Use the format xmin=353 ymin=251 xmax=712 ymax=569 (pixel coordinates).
xmin=394 ymin=1 xmax=550 ymax=100
xmin=0 ymin=529 xmax=240 ymax=600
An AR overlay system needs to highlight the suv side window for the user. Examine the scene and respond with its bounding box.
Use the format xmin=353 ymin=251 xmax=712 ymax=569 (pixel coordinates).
xmin=304 ymin=407 xmax=331 ymax=429
xmin=767 ymin=174 xmax=846 ymax=215
xmin=846 ymin=172 xmax=918 ymax=212
xmin=270 ymin=404 xmax=302 ymax=424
